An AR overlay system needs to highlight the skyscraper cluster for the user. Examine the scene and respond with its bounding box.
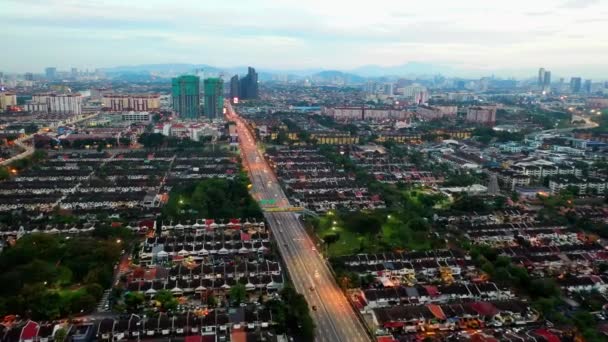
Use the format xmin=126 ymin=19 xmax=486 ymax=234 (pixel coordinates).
xmin=172 ymin=75 xmax=200 ymax=119
xmin=570 ymin=77 xmax=582 ymax=94
xmin=229 ymin=67 xmax=259 ymax=101
xmin=538 ymin=68 xmax=551 ymax=90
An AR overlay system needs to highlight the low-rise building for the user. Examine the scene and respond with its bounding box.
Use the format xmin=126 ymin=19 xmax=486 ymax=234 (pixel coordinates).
xmin=549 ymin=176 xmax=608 ymax=195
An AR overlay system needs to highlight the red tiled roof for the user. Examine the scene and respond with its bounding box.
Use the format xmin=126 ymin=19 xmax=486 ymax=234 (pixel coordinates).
xmin=534 ymin=328 xmax=561 ymax=342
xmin=427 ymin=304 xmax=446 ymax=320
xmin=377 ymin=336 xmax=396 ymax=342
xmin=20 ymin=320 xmax=39 ymax=340
xmin=470 ymin=302 xmax=499 ymax=317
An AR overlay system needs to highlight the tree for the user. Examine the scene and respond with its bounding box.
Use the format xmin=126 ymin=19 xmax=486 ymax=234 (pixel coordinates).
xmin=206 ymin=293 xmax=217 ymax=307
xmin=528 ymin=278 xmax=561 ymax=299
xmin=323 ymin=232 xmax=340 ymax=246
xmin=124 ymin=292 xmax=145 ymax=312
xmin=138 ymin=133 xmax=165 ymax=149
xmin=344 ymin=213 xmax=382 ymax=235
xmin=229 ymin=283 xmax=247 ymax=305
xmin=0 ymin=167 xmax=9 ymax=181
xmin=54 ymin=328 xmax=67 ymax=342
xmin=154 ymin=290 xmax=178 ymax=312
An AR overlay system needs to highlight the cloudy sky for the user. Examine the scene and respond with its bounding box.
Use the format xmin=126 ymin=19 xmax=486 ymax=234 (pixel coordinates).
xmin=3 ymin=0 xmax=608 ymax=78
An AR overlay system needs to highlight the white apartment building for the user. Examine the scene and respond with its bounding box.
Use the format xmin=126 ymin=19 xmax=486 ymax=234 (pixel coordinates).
xmin=30 ymin=93 xmax=82 ymax=115
xmin=102 ymin=94 xmax=161 ymax=112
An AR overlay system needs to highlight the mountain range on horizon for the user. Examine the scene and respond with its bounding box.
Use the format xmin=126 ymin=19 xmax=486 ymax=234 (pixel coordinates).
xmin=100 ymin=62 xmax=463 ymax=81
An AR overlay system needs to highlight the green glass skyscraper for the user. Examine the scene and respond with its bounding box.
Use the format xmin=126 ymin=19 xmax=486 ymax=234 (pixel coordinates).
xmin=172 ymin=75 xmax=200 ymax=119
xmin=204 ymin=77 xmax=224 ymax=119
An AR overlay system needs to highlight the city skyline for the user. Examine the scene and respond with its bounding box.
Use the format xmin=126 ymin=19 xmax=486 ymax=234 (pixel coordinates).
xmin=3 ymin=0 xmax=608 ymax=78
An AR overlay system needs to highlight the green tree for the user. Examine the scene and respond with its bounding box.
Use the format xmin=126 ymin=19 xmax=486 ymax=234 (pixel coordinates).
xmin=54 ymin=329 xmax=67 ymax=342
xmin=0 ymin=167 xmax=10 ymax=181
xmin=229 ymin=283 xmax=247 ymax=305
xmin=154 ymin=290 xmax=178 ymax=312
xmin=124 ymin=292 xmax=145 ymax=312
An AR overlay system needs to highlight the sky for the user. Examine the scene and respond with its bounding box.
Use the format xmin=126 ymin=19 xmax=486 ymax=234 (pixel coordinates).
xmin=2 ymin=0 xmax=608 ymax=78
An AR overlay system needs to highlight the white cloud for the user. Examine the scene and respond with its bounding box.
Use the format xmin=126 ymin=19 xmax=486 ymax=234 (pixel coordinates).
xmin=1 ymin=0 xmax=608 ymax=77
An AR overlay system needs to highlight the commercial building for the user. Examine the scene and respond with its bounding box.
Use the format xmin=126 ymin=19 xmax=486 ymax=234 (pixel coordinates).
xmin=584 ymin=80 xmax=592 ymax=94
xmin=230 ymin=75 xmax=240 ymax=101
xmin=239 ymin=67 xmax=259 ymax=100
xmin=203 ymin=78 xmax=224 ymax=119
xmin=0 ymin=92 xmax=17 ymax=112
xmin=29 ymin=93 xmax=82 ymax=115
xmin=416 ymin=105 xmax=457 ymax=120
xmin=172 ymin=75 xmax=200 ymax=119
xmin=120 ymin=111 xmax=152 ymax=123
xmin=570 ymin=77 xmax=582 ymax=93
xmin=538 ymin=68 xmax=551 ymax=90
xmin=466 ymin=106 xmax=497 ymax=125
xmin=102 ymin=94 xmax=161 ymax=112
xmin=45 ymin=67 xmax=57 ymax=80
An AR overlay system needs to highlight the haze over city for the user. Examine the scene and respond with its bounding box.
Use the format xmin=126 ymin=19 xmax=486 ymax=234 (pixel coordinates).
xmin=3 ymin=0 xmax=608 ymax=78
xmin=2 ymin=1 xmax=608 ymax=342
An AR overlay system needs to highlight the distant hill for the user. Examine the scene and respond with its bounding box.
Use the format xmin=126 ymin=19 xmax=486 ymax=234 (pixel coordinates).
xmin=350 ymin=62 xmax=454 ymax=77
xmin=311 ymin=70 xmax=366 ymax=84
xmin=99 ymin=62 xmax=457 ymax=81
xmin=102 ymin=64 xmax=246 ymax=77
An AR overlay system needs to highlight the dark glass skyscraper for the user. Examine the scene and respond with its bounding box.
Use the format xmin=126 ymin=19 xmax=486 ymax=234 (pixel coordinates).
xmin=230 ymin=75 xmax=240 ymax=100
xmin=584 ymin=79 xmax=592 ymax=94
xmin=239 ymin=67 xmax=259 ymax=99
xmin=172 ymin=75 xmax=200 ymax=119
xmin=204 ymin=77 xmax=224 ymax=119
xmin=570 ymin=77 xmax=582 ymax=93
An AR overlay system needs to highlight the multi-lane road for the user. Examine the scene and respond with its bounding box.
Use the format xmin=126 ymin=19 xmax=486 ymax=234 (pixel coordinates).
xmin=225 ymin=102 xmax=371 ymax=342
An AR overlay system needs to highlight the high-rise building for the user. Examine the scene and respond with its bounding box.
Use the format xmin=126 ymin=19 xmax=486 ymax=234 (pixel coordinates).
xmin=466 ymin=106 xmax=497 ymax=125
xmin=538 ymin=68 xmax=545 ymax=87
xmin=71 ymin=68 xmax=78 ymax=78
xmin=230 ymin=75 xmax=240 ymax=100
xmin=537 ymin=68 xmax=551 ymax=90
xmin=543 ymin=71 xmax=551 ymax=88
xmin=204 ymin=78 xmax=224 ymax=119
xmin=24 ymin=73 xmax=34 ymax=81
xmin=45 ymin=67 xmax=57 ymax=80
xmin=30 ymin=93 xmax=82 ymax=115
xmin=570 ymin=77 xmax=582 ymax=93
xmin=102 ymin=94 xmax=161 ymax=111
xmin=172 ymin=75 xmax=201 ymax=119
xmin=584 ymin=79 xmax=592 ymax=94
xmin=239 ymin=67 xmax=259 ymax=99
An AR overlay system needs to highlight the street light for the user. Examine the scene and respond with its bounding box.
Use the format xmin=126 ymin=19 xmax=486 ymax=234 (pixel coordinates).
xmin=116 ymin=239 xmax=122 ymax=244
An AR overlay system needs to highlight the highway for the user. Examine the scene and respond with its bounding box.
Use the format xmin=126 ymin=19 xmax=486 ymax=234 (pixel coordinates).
xmin=225 ymin=102 xmax=371 ymax=342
